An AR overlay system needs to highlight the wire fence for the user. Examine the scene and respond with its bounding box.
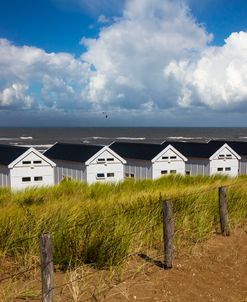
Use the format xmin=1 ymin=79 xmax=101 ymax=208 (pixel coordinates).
xmin=0 ymin=180 xmax=246 ymax=301
xmin=2 ymin=177 xmax=246 ymax=249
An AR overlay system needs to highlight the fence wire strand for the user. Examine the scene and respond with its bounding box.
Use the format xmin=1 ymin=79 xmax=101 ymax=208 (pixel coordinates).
xmin=1 ymin=179 xmax=246 ymax=251
xmin=41 ymin=250 xmax=165 ymax=302
xmin=0 ymin=264 xmax=39 ymax=283
xmin=0 ymin=234 xmax=39 ymax=250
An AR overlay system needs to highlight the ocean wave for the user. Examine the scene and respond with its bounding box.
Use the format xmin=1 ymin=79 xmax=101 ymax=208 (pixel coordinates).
xmin=166 ymin=136 xmax=204 ymax=140
xmin=82 ymin=136 xmax=110 ymax=140
xmin=116 ymin=137 xmax=146 ymax=140
xmin=20 ymin=136 xmax=33 ymax=140
xmin=21 ymin=144 xmax=52 ymax=148
xmin=0 ymin=137 xmax=18 ymax=141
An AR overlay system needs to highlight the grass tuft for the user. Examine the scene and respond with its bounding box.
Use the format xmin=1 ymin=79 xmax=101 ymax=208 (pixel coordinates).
xmin=0 ymin=175 xmax=246 ymax=269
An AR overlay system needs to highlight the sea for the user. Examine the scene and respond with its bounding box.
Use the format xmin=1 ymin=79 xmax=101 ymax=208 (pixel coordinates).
xmin=1 ymin=127 xmax=247 ymax=152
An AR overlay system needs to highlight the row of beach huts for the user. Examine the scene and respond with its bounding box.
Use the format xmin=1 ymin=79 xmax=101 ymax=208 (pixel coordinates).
xmin=1 ymin=140 xmax=247 ymax=190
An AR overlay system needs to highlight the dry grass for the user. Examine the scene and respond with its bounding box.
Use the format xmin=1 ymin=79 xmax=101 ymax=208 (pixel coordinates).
xmin=0 ymin=175 xmax=247 ymax=300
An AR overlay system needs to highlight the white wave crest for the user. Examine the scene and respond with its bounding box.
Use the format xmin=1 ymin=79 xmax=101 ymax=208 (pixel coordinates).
xmin=167 ymin=136 xmax=203 ymax=140
xmin=116 ymin=137 xmax=146 ymax=140
xmin=0 ymin=137 xmax=18 ymax=141
xmin=21 ymin=144 xmax=52 ymax=148
xmin=82 ymin=136 xmax=110 ymax=140
xmin=20 ymin=136 xmax=33 ymax=140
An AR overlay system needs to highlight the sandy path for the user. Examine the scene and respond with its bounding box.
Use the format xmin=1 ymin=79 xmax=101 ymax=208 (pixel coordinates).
xmin=103 ymin=226 xmax=247 ymax=302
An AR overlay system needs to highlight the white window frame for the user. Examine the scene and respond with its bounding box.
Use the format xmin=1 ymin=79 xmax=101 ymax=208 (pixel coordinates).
xmin=97 ymin=158 xmax=106 ymax=163
xmin=107 ymin=172 xmax=114 ymax=178
xmin=161 ymin=170 xmax=168 ymax=175
xmin=33 ymin=160 xmax=42 ymax=164
xmin=107 ymin=158 xmax=114 ymax=162
xmin=22 ymin=161 xmax=31 ymax=165
xmin=22 ymin=177 xmax=31 ymax=182
xmin=96 ymin=173 xmax=105 ymax=179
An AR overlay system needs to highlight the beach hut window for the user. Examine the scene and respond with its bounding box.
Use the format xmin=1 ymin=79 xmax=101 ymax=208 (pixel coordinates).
xmin=217 ymin=167 xmax=223 ymax=171
xmin=107 ymin=173 xmax=114 ymax=177
xmin=107 ymin=158 xmax=114 ymax=162
xmin=22 ymin=177 xmax=31 ymax=182
xmin=170 ymin=170 xmax=177 ymax=174
xmin=130 ymin=173 xmax=135 ymax=178
xmin=97 ymin=173 xmax=105 ymax=179
xmin=161 ymin=170 xmax=168 ymax=174
xmin=97 ymin=158 xmax=105 ymax=163
xmin=225 ymin=167 xmax=231 ymax=171
xmin=34 ymin=176 xmax=43 ymax=181
xmin=170 ymin=156 xmax=177 ymax=159
xmin=33 ymin=160 xmax=42 ymax=164
xmin=218 ymin=155 xmax=224 ymax=158
xmin=22 ymin=161 xmax=31 ymax=165
xmin=125 ymin=173 xmax=129 ymax=177
xmin=186 ymin=171 xmax=190 ymax=175
xmin=226 ymin=154 xmax=232 ymax=158
xmin=162 ymin=156 xmax=169 ymax=160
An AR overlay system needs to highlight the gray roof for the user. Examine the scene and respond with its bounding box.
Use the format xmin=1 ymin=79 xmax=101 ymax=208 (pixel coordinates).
xmin=163 ymin=141 xmax=226 ymax=158
xmin=110 ymin=141 xmax=167 ymax=160
xmin=0 ymin=144 xmax=29 ymax=165
xmin=210 ymin=140 xmax=247 ymax=156
xmin=44 ymin=142 xmax=103 ymax=163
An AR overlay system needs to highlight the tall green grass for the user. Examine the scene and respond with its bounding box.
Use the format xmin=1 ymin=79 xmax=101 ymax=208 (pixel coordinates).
xmin=0 ymin=175 xmax=246 ymax=268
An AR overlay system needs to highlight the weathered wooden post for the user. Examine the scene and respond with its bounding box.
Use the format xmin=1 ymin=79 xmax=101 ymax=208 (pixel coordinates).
xmin=218 ymin=186 xmax=230 ymax=236
xmin=39 ymin=233 xmax=54 ymax=302
xmin=162 ymin=200 xmax=174 ymax=269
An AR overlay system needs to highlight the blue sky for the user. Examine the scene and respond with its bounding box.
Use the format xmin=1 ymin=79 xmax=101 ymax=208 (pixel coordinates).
xmin=0 ymin=0 xmax=247 ymax=126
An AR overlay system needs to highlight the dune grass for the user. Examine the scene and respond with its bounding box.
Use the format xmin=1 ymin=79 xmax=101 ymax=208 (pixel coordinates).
xmin=0 ymin=175 xmax=247 ymax=269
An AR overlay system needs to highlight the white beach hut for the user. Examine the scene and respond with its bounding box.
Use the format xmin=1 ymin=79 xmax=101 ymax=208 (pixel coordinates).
xmin=44 ymin=142 xmax=126 ymax=184
xmin=0 ymin=144 xmax=55 ymax=190
xmin=210 ymin=140 xmax=247 ymax=175
xmin=110 ymin=142 xmax=188 ymax=179
xmin=168 ymin=141 xmax=240 ymax=177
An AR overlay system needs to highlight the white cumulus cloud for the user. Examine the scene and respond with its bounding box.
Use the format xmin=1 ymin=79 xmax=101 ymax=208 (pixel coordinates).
xmin=164 ymin=31 xmax=247 ymax=110
xmin=81 ymin=0 xmax=212 ymax=109
xmin=0 ymin=83 xmax=32 ymax=108
xmin=1 ymin=0 xmax=247 ymax=123
xmin=0 ymin=39 xmax=90 ymax=109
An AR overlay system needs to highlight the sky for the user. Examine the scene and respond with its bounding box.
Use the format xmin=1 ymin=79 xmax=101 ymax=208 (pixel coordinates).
xmin=1 ymin=0 xmax=247 ymax=127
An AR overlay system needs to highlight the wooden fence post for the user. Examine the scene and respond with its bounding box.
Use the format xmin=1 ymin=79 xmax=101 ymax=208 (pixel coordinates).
xmin=218 ymin=186 xmax=230 ymax=236
xmin=162 ymin=200 xmax=174 ymax=269
xmin=39 ymin=233 xmax=54 ymax=302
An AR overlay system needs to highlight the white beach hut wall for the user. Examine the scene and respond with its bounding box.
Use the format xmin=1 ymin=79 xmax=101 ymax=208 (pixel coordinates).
xmin=167 ymin=141 xmax=241 ymax=177
xmin=110 ymin=142 xmax=188 ymax=179
xmin=0 ymin=145 xmax=56 ymax=190
xmin=44 ymin=142 xmax=126 ymax=184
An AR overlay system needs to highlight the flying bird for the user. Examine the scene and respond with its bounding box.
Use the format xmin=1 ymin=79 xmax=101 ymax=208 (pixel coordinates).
xmin=102 ymin=111 xmax=108 ymax=119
